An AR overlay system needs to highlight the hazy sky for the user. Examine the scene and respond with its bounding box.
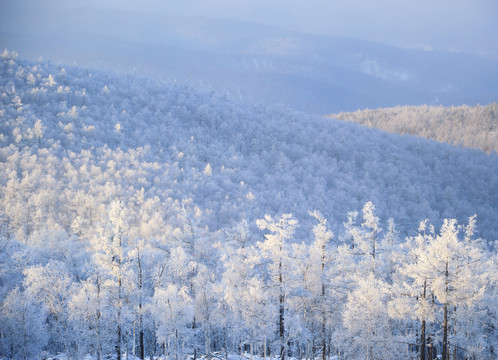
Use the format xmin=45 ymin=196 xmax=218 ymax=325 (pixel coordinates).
xmin=92 ymin=0 xmax=498 ymax=57
xmin=1 ymin=0 xmax=498 ymax=58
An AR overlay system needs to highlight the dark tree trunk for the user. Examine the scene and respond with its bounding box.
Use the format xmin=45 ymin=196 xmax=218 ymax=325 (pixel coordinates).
xmin=225 ymin=329 xmax=228 ymax=360
xmin=420 ymin=319 xmax=426 ymax=360
xmin=372 ymin=230 xmax=376 ymax=261
xmin=279 ymin=258 xmax=285 ymax=360
xmin=442 ymin=303 xmax=448 ymax=360
xmin=442 ymin=262 xmax=449 ymax=360
xmin=279 ymin=293 xmax=285 ymax=360
xmin=116 ymin=324 xmax=121 ymax=360
xmin=96 ymin=275 xmax=102 ymax=360
xmin=193 ymin=316 xmax=197 ymax=360
xmin=322 ymin=328 xmax=326 ymax=360
xmin=116 ymin=232 xmax=123 ymax=360
xmin=371 ymin=229 xmax=376 ymax=273
xmin=321 ymin=240 xmax=327 ymax=360
xmin=140 ymin=328 xmax=144 ymax=360
xmin=420 ymin=280 xmax=427 ymax=360
xmin=137 ymin=247 xmax=145 ymax=360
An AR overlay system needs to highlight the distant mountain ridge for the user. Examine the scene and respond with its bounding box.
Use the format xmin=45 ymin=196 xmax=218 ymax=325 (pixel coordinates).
xmin=1 ymin=8 xmax=497 ymax=113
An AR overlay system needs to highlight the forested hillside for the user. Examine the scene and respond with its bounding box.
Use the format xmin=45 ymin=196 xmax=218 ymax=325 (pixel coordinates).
xmin=328 ymin=103 xmax=498 ymax=153
xmin=0 ymin=50 xmax=497 ymax=360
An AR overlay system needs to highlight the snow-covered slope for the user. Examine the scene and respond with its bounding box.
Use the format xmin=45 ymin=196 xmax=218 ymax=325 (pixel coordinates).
xmin=1 ymin=51 xmax=497 ymax=241
xmin=329 ymin=103 xmax=498 ymax=153
xmin=1 ymin=51 xmax=497 ymax=360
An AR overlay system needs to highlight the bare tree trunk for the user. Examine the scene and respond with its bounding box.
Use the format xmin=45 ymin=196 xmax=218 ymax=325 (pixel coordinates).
xmin=322 ymin=326 xmax=326 ymax=360
xmin=452 ymin=306 xmax=457 ymax=360
xmin=96 ymin=274 xmax=102 ymax=360
xmin=279 ymin=259 xmax=285 ymax=360
xmin=225 ymin=329 xmax=228 ymax=360
xmin=427 ymin=343 xmax=434 ymax=360
xmin=137 ymin=247 xmax=145 ymax=360
xmin=116 ymin=231 xmax=123 ymax=360
xmin=372 ymin=230 xmax=376 ymax=262
xmin=133 ymin=321 xmax=136 ymax=358
xmin=152 ymin=320 xmax=157 ymax=357
xmin=205 ymin=325 xmax=210 ymax=358
xmin=175 ymin=329 xmax=179 ymax=360
xmin=420 ymin=280 xmax=427 ymax=360
xmin=193 ymin=317 xmax=197 ymax=360
xmin=442 ymin=262 xmax=449 ymax=360
xmin=264 ymin=337 xmax=267 ymax=360
xmin=116 ymin=323 xmax=121 ymax=360
xmin=321 ymin=241 xmax=327 ymax=360
xmin=442 ymin=303 xmax=448 ymax=360
xmin=139 ymin=326 xmax=144 ymax=360
xmin=371 ymin=228 xmax=376 ymax=273
xmin=420 ymin=319 xmax=426 ymax=360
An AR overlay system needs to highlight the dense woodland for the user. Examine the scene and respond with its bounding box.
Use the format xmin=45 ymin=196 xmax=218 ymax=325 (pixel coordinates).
xmin=329 ymin=103 xmax=498 ymax=154
xmin=0 ymin=50 xmax=497 ymax=360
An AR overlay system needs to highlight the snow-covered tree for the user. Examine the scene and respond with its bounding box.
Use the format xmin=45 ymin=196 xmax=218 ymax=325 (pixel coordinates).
xmin=307 ymin=210 xmax=334 ymax=360
xmin=393 ymin=217 xmax=489 ymax=360
xmin=342 ymin=273 xmax=399 ymax=360
xmin=220 ymin=220 xmax=275 ymax=358
xmin=390 ymin=219 xmax=436 ymax=360
xmin=427 ymin=218 xmax=487 ymax=360
xmin=342 ymin=202 xmax=382 ymax=275
xmin=256 ymin=213 xmax=298 ymax=360
xmin=68 ymin=276 xmax=114 ymax=360
xmin=0 ymin=287 xmax=48 ymax=360
xmin=151 ymin=283 xmax=193 ymax=360
xmin=89 ymin=199 xmax=135 ymax=360
xmin=23 ymin=260 xmax=75 ymax=354
xmin=0 ymin=52 xmax=496 ymax=360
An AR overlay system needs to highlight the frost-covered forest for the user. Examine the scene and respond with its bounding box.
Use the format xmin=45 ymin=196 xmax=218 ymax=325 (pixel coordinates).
xmin=0 ymin=50 xmax=497 ymax=360
xmin=329 ymin=104 xmax=498 ymax=153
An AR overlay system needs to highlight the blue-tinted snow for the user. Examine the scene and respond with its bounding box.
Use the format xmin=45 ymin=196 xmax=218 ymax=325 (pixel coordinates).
xmin=1 ymin=53 xmax=497 ymax=242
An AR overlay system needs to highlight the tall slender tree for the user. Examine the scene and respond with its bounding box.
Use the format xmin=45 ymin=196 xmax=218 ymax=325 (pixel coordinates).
xmin=257 ymin=213 xmax=298 ymax=360
xmin=308 ymin=210 xmax=334 ymax=360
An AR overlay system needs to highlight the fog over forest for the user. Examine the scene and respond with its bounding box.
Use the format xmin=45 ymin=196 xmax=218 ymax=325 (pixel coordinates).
xmin=2 ymin=0 xmax=498 ymax=113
